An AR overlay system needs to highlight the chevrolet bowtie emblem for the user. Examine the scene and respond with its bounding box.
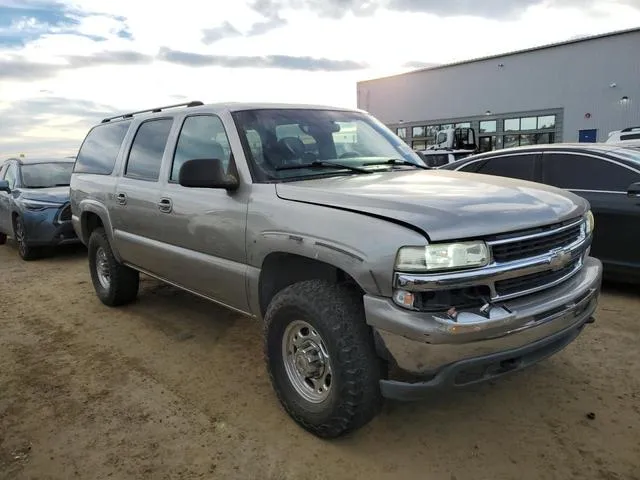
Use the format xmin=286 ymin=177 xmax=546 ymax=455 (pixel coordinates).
xmin=548 ymin=248 xmax=572 ymax=271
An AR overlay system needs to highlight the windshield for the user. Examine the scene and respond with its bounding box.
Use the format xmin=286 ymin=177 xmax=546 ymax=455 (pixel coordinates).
xmin=21 ymin=162 xmax=74 ymax=188
xmin=231 ymin=108 xmax=425 ymax=181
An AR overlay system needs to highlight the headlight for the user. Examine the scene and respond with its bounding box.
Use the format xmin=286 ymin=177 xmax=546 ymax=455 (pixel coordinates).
xmin=395 ymin=241 xmax=490 ymax=273
xmin=21 ymin=199 xmax=63 ymax=210
xmin=584 ymin=210 xmax=595 ymax=235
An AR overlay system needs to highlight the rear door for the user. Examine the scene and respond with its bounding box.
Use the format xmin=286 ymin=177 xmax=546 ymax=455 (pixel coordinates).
xmin=111 ymin=117 xmax=175 ymax=273
xmin=541 ymin=151 xmax=640 ymax=275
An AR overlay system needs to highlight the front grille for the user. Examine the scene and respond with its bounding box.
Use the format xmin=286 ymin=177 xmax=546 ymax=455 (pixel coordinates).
xmin=59 ymin=204 xmax=71 ymax=222
xmin=494 ymin=258 xmax=581 ymax=297
xmin=490 ymin=221 xmax=582 ymax=263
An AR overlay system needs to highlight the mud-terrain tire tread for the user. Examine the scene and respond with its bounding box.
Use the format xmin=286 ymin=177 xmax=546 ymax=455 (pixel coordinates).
xmin=264 ymin=279 xmax=383 ymax=439
xmin=88 ymin=227 xmax=139 ymax=306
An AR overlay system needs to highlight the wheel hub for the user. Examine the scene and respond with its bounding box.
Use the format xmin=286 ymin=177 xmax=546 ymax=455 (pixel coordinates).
xmin=293 ymin=342 xmax=325 ymax=378
xmin=282 ymin=320 xmax=333 ymax=403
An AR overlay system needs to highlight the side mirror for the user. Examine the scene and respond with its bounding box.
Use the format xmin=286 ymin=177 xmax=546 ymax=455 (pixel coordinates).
xmin=178 ymin=159 xmax=239 ymax=191
xmin=0 ymin=179 xmax=10 ymax=193
xmin=628 ymin=182 xmax=640 ymax=197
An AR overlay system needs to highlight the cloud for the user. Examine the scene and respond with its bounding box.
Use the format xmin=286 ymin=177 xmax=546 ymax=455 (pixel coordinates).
xmin=0 ymin=96 xmax=118 ymax=157
xmin=387 ymin=0 xmax=540 ymax=18
xmin=202 ymin=21 xmax=242 ymax=44
xmin=157 ymin=47 xmax=368 ymax=71
xmin=0 ymin=0 xmax=132 ymax=47
xmin=201 ymin=14 xmax=288 ymax=45
xmin=402 ymin=60 xmax=440 ymax=69
xmin=0 ymin=50 xmax=153 ymax=81
xmin=248 ymin=0 xmax=379 ymax=18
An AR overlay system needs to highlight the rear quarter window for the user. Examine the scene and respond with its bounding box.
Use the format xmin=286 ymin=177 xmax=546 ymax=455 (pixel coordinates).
xmin=74 ymin=121 xmax=132 ymax=175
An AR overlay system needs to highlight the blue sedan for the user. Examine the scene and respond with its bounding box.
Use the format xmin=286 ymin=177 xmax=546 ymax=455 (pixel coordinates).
xmin=0 ymin=157 xmax=80 ymax=260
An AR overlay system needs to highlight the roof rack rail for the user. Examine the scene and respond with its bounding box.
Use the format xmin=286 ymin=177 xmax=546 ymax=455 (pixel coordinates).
xmin=101 ymin=100 xmax=204 ymax=123
xmin=621 ymin=126 xmax=640 ymax=133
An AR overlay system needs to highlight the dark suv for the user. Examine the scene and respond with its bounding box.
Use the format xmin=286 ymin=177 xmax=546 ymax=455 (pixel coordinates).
xmin=0 ymin=157 xmax=79 ymax=260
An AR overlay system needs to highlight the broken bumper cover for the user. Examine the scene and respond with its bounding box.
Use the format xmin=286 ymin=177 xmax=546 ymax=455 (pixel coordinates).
xmin=364 ymin=256 xmax=603 ymax=400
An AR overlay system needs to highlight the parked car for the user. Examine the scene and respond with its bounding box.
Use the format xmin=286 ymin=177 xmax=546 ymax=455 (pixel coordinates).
xmin=70 ymin=101 xmax=602 ymax=438
xmin=440 ymin=142 xmax=640 ymax=282
xmin=0 ymin=157 xmax=79 ymax=260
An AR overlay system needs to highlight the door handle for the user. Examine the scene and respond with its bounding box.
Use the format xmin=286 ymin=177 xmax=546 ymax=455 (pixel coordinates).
xmin=158 ymin=197 xmax=173 ymax=213
xmin=116 ymin=192 xmax=127 ymax=205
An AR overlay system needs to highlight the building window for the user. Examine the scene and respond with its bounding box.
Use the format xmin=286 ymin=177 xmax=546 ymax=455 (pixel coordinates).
xmin=537 ymin=115 xmax=556 ymax=129
xmin=503 ymin=134 xmax=520 ymax=148
xmin=502 ymin=132 xmax=556 ymax=148
xmin=480 ymin=120 xmax=497 ymax=133
xmin=412 ymin=140 xmax=426 ymax=150
xmin=455 ymin=122 xmax=471 ymax=128
xmin=504 ymin=118 xmax=520 ymax=132
xmin=397 ymin=127 xmax=407 ymax=139
xmin=440 ymin=123 xmax=454 ymax=130
xmin=520 ymin=117 xmax=537 ymax=130
xmin=412 ymin=126 xmax=426 ymax=137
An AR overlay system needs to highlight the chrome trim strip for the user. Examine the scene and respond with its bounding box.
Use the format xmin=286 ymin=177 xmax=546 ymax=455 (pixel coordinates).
xmin=487 ymin=217 xmax=583 ymax=246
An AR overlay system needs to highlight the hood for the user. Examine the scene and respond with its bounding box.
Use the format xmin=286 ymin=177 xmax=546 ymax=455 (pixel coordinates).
xmin=275 ymin=170 xmax=588 ymax=241
xmin=21 ymin=186 xmax=70 ymax=204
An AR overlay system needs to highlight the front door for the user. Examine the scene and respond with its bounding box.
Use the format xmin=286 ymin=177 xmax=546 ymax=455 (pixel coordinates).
xmin=111 ymin=117 xmax=174 ymax=274
xmin=0 ymin=163 xmax=18 ymax=234
xmin=154 ymin=113 xmax=251 ymax=312
xmin=541 ymin=152 xmax=640 ymax=276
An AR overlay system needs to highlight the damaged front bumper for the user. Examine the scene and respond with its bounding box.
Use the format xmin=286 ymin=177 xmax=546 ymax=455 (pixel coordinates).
xmin=364 ymin=256 xmax=603 ymax=400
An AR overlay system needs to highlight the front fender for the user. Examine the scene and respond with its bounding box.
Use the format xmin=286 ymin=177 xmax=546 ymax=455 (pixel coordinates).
xmin=246 ymin=185 xmax=428 ymax=314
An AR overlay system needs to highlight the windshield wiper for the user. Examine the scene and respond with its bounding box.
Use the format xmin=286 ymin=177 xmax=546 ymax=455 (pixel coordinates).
xmin=363 ymin=158 xmax=430 ymax=170
xmin=275 ymin=160 xmax=372 ymax=174
xmin=54 ymin=183 xmax=70 ymax=186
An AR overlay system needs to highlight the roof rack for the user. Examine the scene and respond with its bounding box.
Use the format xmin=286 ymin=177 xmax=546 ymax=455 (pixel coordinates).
xmin=101 ymin=100 xmax=204 ymax=123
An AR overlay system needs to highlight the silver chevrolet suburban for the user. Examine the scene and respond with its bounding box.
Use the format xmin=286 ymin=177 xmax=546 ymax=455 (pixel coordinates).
xmin=70 ymin=101 xmax=602 ymax=438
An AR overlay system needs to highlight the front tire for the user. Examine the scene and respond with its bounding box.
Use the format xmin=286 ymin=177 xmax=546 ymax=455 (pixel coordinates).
xmin=264 ymin=280 xmax=383 ymax=438
xmin=13 ymin=216 xmax=42 ymax=261
xmin=88 ymin=227 xmax=139 ymax=306
xmin=0 ymin=232 xmax=6 ymax=245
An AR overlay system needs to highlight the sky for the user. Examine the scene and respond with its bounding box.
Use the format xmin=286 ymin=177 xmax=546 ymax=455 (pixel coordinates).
xmin=1 ymin=0 xmax=640 ymax=158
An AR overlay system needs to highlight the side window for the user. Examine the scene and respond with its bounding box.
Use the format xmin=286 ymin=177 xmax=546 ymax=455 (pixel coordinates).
xmin=125 ymin=118 xmax=173 ymax=181
xmin=171 ymin=115 xmax=232 ymax=182
xmin=474 ymin=154 xmax=536 ymax=181
xmin=75 ymin=121 xmax=131 ymax=175
xmin=542 ymin=153 xmax=639 ymax=191
xmin=4 ymin=164 xmax=18 ymax=189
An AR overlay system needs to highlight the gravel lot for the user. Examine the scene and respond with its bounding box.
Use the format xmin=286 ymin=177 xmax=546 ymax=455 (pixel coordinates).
xmin=1 ymin=242 xmax=639 ymax=480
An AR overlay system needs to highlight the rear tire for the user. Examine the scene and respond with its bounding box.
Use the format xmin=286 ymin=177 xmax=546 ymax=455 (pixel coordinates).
xmin=13 ymin=216 xmax=42 ymax=261
xmin=264 ymin=280 xmax=383 ymax=438
xmin=88 ymin=227 xmax=139 ymax=306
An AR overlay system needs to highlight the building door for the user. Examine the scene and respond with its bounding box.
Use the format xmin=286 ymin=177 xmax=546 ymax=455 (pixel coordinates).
xmin=478 ymin=136 xmax=494 ymax=152
xmin=578 ymin=129 xmax=597 ymax=143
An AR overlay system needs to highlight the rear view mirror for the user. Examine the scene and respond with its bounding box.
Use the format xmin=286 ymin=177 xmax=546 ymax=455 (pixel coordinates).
xmin=0 ymin=180 xmax=10 ymax=193
xmin=178 ymin=159 xmax=239 ymax=191
xmin=627 ymin=182 xmax=640 ymax=197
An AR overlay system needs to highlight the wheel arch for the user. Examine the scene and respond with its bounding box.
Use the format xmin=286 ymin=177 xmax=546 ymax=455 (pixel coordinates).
xmin=257 ymin=251 xmax=366 ymax=318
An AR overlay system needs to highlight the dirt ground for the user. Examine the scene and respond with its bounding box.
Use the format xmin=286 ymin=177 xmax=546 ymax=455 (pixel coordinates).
xmin=0 ymin=242 xmax=639 ymax=480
